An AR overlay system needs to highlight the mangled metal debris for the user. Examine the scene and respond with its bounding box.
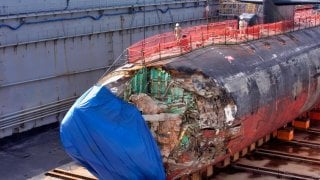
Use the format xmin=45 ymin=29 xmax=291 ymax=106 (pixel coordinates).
xmin=103 ymin=67 xmax=240 ymax=174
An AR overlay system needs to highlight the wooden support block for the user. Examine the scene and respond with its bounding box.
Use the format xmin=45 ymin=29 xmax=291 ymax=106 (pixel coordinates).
xmin=293 ymin=119 xmax=310 ymax=129
xmin=241 ymin=147 xmax=248 ymax=156
xmin=191 ymin=172 xmax=200 ymax=180
xmin=45 ymin=171 xmax=78 ymax=180
xmin=249 ymin=143 xmax=256 ymax=151
xmin=232 ymin=152 xmax=240 ymax=162
xmin=310 ymin=111 xmax=320 ymax=120
xmin=265 ymin=134 xmax=271 ymax=142
xmin=206 ymin=165 xmax=213 ymax=177
xmin=200 ymin=168 xmax=207 ymax=179
xmin=272 ymin=131 xmax=277 ymax=138
xmin=277 ymin=128 xmax=294 ymax=141
xmin=223 ymin=157 xmax=231 ymax=167
xmin=257 ymin=138 xmax=264 ymax=146
xmin=180 ymin=175 xmax=190 ymax=180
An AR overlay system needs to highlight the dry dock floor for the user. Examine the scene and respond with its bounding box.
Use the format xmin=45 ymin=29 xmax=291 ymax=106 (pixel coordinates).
xmin=1 ymin=122 xmax=320 ymax=179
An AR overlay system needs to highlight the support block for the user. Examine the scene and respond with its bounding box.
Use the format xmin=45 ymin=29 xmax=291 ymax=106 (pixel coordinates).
xmin=265 ymin=134 xmax=271 ymax=142
xmin=310 ymin=111 xmax=320 ymax=121
xmin=241 ymin=147 xmax=248 ymax=156
xmin=232 ymin=152 xmax=240 ymax=162
xmin=200 ymin=168 xmax=207 ymax=179
xmin=223 ymin=157 xmax=231 ymax=167
xmin=180 ymin=175 xmax=189 ymax=180
xmin=293 ymin=119 xmax=310 ymax=129
xmin=206 ymin=166 xmax=213 ymax=177
xmin=257 ymin=138 xmax=264 ymax=146
xmin=277 ymin=128 xmax=294 ymax=141
xmin=249 ymin=143 xmax=256 ymax=151
xmin=191 ymin=172 xmax=200 ymax=180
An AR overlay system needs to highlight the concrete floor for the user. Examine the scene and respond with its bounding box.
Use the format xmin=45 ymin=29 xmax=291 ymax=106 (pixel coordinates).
xmin=0 ymin=125 xmax=72 ymax=180
xmin=0 ymin=124 xmax=282 ymax=180
xmin=1 ymin=124 xmax=311 ymax=180
xmin=212 ymin=168 xmax=285 ymax=180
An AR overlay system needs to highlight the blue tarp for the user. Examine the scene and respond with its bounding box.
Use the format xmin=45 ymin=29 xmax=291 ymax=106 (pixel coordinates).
xmin=60 ymin=85 xmax=165 ymax=180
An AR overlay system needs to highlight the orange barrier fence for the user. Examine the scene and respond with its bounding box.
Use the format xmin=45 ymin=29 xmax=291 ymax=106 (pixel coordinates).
xmin=128 ymin=11 xmax=320 ymax=63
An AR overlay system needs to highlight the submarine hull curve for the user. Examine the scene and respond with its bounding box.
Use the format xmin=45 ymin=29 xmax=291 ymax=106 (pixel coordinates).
xmin=95 ymin=26 xmax=320 ymax=178
xmin=164 ymin=26 xmax=320 ymax=155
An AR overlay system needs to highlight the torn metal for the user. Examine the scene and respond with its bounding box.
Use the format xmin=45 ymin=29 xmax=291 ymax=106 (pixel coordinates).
xmin=101 ymin=67 xmax=240 ymax=175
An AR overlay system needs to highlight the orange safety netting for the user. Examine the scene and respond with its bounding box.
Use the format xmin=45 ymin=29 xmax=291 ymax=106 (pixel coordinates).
xmin=128 ymin=10 xmax=320 ymax=63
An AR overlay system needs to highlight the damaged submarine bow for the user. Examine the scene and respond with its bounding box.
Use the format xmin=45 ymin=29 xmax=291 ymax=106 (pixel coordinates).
xmin=60 ymin=3 xmax=320 ymax=180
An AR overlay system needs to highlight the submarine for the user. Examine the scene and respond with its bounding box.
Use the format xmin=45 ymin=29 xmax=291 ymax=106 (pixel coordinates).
xmin=60 ymin=1 xmax=320 ymax=179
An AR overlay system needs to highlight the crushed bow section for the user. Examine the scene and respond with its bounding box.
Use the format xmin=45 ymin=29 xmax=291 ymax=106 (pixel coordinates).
xmin=104 ymin=67 xmax=241 ymax=175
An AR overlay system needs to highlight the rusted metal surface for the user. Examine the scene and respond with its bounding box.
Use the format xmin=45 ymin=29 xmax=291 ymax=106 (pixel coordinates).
xmin=98 ymin=25 xmax=320 ymax=178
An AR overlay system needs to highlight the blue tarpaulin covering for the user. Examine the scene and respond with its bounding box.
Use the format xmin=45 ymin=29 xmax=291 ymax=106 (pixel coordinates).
xmin=60 ymin=85 xmax=165 ymax=180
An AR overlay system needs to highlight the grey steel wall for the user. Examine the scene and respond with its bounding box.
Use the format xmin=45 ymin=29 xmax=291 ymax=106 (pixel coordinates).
xmin=0 ymin=0 xmax=219 ymax=138
xmin=0 ymin=0 xmax=210 ymax=15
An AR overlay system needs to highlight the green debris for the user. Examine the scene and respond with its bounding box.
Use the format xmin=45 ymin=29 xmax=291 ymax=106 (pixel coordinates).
xmin=131 ymin=68 xmax=148 ymax=94
xmin=119 ymin=66 xmax=234 ymax=170
xmin=126 ymin=67 xmax=195 ymax=114
xmin=180 ymin=136 xmax=190 ymax=149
